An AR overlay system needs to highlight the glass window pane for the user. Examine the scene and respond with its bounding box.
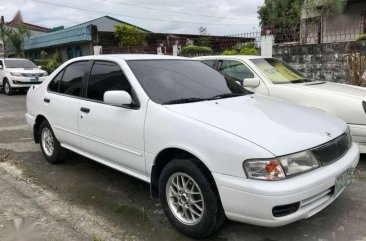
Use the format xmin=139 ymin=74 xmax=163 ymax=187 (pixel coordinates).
xmin=201 ymin=60 xmax=216 ymax=68
xmin=218 ymin=60 xmax=254 ymax=81
xmin=127 ymin=60 xmax=250 ymax=104
xmin=48 ymin=70 xmax=64 ymax=92
xmin=87 ymin=61 xmax=132 ymax=102
xmin=59 ymin=61 xmax=87 ymax=96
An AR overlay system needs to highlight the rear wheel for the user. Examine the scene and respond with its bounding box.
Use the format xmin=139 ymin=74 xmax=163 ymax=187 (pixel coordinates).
xmin=39 ymin=121 xmax=66 ymax=164
xmin=4 ymin=80 xmax=14 ymax=95
xmin=159 ymin=158 xmax=225 ymax=238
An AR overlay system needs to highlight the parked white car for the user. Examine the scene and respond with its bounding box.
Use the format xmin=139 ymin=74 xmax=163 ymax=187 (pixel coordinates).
xmin=0 ymin=58 xmax=48 ymax=95
xmin=195 ymin=55 xmax=366 ymax=153
xmin=26 ymin=55 xmax=359 ymax=238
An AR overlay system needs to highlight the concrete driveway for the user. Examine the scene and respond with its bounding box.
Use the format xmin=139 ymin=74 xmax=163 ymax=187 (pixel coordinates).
xmin=0 ymin=93 xmax=366 ymax=241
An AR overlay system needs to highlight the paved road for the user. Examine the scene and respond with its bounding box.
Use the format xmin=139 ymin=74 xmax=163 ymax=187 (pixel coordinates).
xmin=0 ymin=93 xmax=366 ymax=241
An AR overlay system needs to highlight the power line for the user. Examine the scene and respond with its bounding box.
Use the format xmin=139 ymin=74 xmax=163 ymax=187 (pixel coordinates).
xmin=101 ymin=0 xmax=245 ymax=20
xmin=32 ymin=0 xmax=251 ymax=26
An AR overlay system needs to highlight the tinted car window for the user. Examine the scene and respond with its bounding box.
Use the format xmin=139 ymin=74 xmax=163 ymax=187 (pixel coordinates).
xmin=59 ymin=61 xmax=87 ymax=96
xmin=5 ymin=59 xmax=37 ymax=68
xmin=127 ymin=60 xmax=250 ymax=104
xmin=48 ymin=70 xmax=64 ymax=92
xmin=87 ymin=61 xmax=132 ymax=102
xmin=201 ymin=60 xmax=216 ymax=68
xmin=218 ymin=60 xmax=254 ymax=81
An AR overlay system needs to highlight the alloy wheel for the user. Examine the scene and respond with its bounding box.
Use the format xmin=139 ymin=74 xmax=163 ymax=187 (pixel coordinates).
xmin=166 ymin=172 xmax=205 ymax=225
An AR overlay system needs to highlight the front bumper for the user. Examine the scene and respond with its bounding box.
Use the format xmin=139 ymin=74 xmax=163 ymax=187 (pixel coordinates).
xmin=348 ymin=124 xmax=366 ymax=153
xmin=9 ymin=76 xmax=46 ymax=88
xmin=213 ymin=143 xmax=359 ymax=227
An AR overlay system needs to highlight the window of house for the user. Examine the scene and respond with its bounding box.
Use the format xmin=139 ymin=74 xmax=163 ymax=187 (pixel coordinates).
xmin=86 ymin=61 xmax=133 ymax=102
xmin=67 ymin=46 xmax=82 ymax=59
xmin=361 ymin=12 xmax=366 ymax=34
xmin=217 ymin=60 xmax=254 ymax=83
xmin=59 ymin=61 xmax=88 ymax=96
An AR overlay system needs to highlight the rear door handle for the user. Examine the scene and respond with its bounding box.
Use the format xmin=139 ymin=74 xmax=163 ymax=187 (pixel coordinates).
xmin=44 ymin=98 xmax=50 ymax=103
xmin=80 ymin=107 xmax=90 ymax=113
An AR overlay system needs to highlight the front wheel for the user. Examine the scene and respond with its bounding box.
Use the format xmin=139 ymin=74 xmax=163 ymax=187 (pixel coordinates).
xmin=159 ymin=158 xmax=225 ymax=238
xmin=39 ymin=121 xmax=66 ymax=164
xmin=4 ymin=80 xmax=14 ymax=95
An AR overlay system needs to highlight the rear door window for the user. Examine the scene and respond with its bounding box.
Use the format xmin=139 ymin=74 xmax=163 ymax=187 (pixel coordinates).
xmin=59 ymin=61 xmax=88 ymax=96
xmin=48 ymin=70 xmax=64 ymax=92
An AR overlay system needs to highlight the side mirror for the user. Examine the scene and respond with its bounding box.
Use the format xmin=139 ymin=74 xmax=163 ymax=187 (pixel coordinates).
xmin=38 ymin=65 xmax=42 ymax=69
xmin=243 ymin=78 xmax=260 ymax=88
xmin=103 ymin=90 xmax=132 ymax=106
xmin=0 ymin=65 xmax=3 ymax=69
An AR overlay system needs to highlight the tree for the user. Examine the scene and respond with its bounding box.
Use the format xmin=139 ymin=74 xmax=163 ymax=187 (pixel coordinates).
xmin=114 ymin=24 xmax=146 ymax=52
xmin=258 ymin=0 xmax=301 ymax=31
xmin=303 ymin=0 xmax=342 ymax=20
xmin=197 ymin=26 xmax=210 ymax=47
xmin=1 ymin=25 xmax=31 ymax=57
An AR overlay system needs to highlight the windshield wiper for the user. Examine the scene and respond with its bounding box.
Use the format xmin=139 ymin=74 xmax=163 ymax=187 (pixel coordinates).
xmin=208 ymin=93 xmax=244 ymax=100
xmin=162 ymin=98 xmax=206 ymax=105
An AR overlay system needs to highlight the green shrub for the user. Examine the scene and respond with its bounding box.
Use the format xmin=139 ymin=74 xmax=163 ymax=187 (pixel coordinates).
xmin=356 ymin=34 xmax=366 ymax=42
xmin=34 ymin=51 xmax=62 ymax=74
xmin=239 ymin=48 xmax=258 ymax=55
xmin=222 ymin=42 xmax=258 ymax=56
xmin=181 ymin=45 xmax=213 ymax=56
xmin=222 ymin=50 xmax=238 ymax=55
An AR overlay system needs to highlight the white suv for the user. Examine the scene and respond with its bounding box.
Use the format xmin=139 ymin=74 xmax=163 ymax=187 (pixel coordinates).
xmin=26 ymin=55 xmax=359 ymax=238
xmin=0 ymin=58 xmax=48 ymax=95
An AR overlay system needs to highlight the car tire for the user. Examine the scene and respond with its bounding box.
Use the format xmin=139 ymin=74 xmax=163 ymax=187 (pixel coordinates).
xmin=39 ymin=121 xmax=66 ymax=164
xmin=159 ymin=158 xmax=225 ymax=238
xmin=4 ymin=79 xmax=14 ymax=95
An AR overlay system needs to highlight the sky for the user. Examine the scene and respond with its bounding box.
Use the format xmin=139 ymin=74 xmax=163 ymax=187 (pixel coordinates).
xmin=0 ymin=0 xmax=264 ymax=35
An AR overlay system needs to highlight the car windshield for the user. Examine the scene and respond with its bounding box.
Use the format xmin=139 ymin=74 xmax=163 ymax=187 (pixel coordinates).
xmin=5 ymin=59 xmax=37 ymax=68
xmin=127 ymin=60 xmax=251 ymax=104
xmin=250 ymin=58 xmax=312 ymax=84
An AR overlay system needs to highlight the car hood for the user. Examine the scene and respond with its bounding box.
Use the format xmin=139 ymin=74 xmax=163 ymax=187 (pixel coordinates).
xmin=6 ymin=68 xmax=45 ymax=74
xmin=289 ymin=81 xmax=366 ymax=99
xmin=165 ymin=95 xmax=346 ymax=156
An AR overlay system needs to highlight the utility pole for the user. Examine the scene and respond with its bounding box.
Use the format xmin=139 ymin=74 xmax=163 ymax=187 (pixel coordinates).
xmin=1 ymin=16 xmax=6 ymax=57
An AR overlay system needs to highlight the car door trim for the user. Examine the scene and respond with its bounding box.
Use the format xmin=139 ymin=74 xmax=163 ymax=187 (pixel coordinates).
xmin=61 ymin=143 xmax=149 ymax=182
xmin=78 ymin=131 xmax=143 ymax=157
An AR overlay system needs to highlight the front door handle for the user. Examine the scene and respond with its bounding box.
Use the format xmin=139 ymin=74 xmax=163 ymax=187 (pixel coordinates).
xmin=80 ymin=107 xmax=90 ymax=113
xmin=44 ymin=98 xmax=50 ymax=103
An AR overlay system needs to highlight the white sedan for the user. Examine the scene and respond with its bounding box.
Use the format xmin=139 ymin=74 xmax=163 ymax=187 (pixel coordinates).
xmin=26 ymin=55 xmax=359 ymax=238
xmin=195 ymin=55 xmax=366 ymax=153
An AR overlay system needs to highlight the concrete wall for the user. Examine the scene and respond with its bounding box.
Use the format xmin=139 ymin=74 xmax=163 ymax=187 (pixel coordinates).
xmin=273 ymin=41 xmax=366 ymax=84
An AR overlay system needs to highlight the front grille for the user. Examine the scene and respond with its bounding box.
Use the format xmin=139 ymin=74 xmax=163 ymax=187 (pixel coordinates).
xmin=311 ymin=133 xmax=350 ymax=166
xmin=21 ymin=73 xmax=43 ymax=77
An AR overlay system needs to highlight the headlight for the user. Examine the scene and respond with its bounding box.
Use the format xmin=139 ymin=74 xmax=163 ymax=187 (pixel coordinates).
xmin=10 ymin=72 xmax=22 ymax=76
xmin=243 ymin=151 xmax=319 ymax=181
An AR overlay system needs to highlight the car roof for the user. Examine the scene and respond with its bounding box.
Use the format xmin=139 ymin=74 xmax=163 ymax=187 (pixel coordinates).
xmin=69 ymin=54 xmax=191 ymax=61
xmin=1 ymin=58 xmax=32 ymax=61
xmin=193 ymin=55 xmax=266 ymax=60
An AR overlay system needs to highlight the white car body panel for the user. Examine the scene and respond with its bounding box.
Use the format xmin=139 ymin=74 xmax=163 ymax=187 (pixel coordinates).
xmin=195 ymin=55 xmax=366 ymax=152
xmin=26 ymin=54 xmax=359 ymax=228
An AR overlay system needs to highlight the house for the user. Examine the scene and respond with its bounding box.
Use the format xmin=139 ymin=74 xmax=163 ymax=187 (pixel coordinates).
xmin=23 ymin=16 xmax=151 ymax=62
xmin=2 ymin=11 xmax=53 ymax=57
xmin=300 ymin=0 xmax=366 ymax=44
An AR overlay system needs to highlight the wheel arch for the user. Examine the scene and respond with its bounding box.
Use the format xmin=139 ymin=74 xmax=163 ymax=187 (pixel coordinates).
xmin=33 ymin=115 xmax=48 ymax=143
xmin=150 ymin=147 xmax=218 ymax=199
